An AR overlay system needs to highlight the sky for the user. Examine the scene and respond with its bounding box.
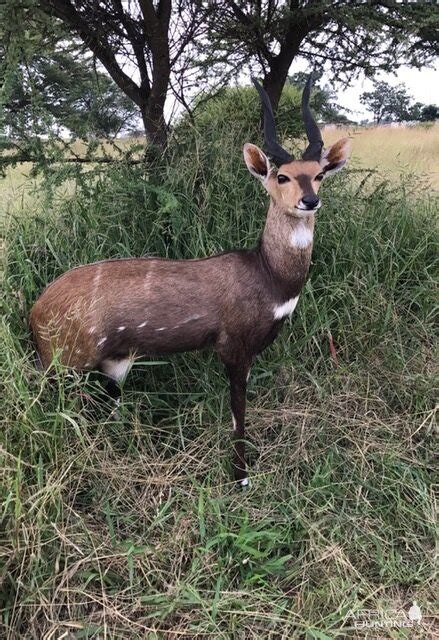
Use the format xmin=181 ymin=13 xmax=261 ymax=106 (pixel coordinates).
xmin=162 ymin=61 xmax=439 ymax=124
xmin=306 ymin=63 xmax=439 ymax=122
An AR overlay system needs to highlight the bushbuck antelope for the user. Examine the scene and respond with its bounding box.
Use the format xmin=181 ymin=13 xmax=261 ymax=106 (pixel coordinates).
xmin=30 ymin=76 xmax=350 ymax=486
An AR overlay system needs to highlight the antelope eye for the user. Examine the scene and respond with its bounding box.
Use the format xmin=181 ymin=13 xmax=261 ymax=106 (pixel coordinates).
xmin=277 ymin=174 xmax=290 ymax=184
xmin=315 ymin=173 xmax=324 ymax=182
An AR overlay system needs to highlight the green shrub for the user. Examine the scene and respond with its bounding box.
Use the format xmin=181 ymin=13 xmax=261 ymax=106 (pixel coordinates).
xmin=173 ymin=83 xmax=304 ymax=156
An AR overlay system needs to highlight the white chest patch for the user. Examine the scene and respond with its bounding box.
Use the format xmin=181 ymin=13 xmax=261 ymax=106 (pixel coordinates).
xmin=273 ymin=296 xmax=299 ymax=320
xmin=290 ymin=224 xmax=313 ymax=249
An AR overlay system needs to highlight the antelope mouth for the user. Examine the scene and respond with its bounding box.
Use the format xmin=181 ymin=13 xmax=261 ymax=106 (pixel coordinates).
xmin=291 ymin=204 xmax=321 ymax=216
xmin=295 ymin=202 xmax=322 ymax=213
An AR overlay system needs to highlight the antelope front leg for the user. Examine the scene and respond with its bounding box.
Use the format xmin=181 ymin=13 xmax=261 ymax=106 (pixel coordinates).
xmin=226 ymin=363 xmax=250 ymax=487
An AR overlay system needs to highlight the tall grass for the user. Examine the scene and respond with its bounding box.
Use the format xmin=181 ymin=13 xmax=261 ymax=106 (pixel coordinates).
xmin=1 ymin=120 xmax=438 ymax=637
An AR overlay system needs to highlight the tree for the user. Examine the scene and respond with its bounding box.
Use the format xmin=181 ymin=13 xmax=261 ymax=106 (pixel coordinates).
xmin=408 ymin=102 xmax=425 ymax=123
xmin=361 ymin=81 xmax=438 ymax=124
xmin=3 ymin=0 xmax=214 ymax=149
xmin=201 ymin=1 xmax=439 ymax=111
xmin=0 ymin=5 xmax=142 ymax=170
xmin=385 ymin=86 xmax=413 ymax=123
xmin=2 ymin=50 xmax=139 ymax=139
xmin=408 ymin=102 xmax=439 ymax=123
xmin=420 ymin=104 xmax=439 ymax=122
xmin=360 ymin=81 xmax=413 ymax=124
xmin=2 ymin=0 xmax=438 ymax=157
xmin=1 ymin=0 xmax=214 ymax=147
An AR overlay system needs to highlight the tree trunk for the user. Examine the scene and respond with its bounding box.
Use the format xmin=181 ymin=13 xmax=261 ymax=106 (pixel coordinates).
xmin=141 ymin=15 xmax=171 ymax=151
xmin=38 ymin=0 xmax=172 ymax=152
xmin=261 ymin=11 xmax=325 ymax=112
xmin=141 ymin=100 xmax=168 ymax=150
xmin=263 ymin=68 xmax=290 ymax=111
xmin=262 ymin=39 xmax=302 ymax=110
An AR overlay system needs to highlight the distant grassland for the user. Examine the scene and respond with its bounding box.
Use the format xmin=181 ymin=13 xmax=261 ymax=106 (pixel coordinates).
xmin=324 ymin=122 xmax=439 ymax=189
xmin=2 ymin=122 xmax=439 ymax=216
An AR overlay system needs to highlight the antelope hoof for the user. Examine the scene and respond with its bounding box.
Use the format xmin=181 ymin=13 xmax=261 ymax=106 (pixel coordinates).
xmin=109 ymin=398 xmax=121 ymax=421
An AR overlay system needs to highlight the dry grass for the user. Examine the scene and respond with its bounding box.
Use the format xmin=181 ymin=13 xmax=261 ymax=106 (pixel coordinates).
xmin=323 ymin=122 xmax=439 ymax=190
xmin=2 ymin=122 xmax=438 ymax=213
xmin=1 ymin=162 xmax=37 ymax=219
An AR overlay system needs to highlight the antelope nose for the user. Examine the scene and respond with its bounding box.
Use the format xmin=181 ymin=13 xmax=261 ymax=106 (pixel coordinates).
xmin=301 ymin=195 xmax=320 ymax=210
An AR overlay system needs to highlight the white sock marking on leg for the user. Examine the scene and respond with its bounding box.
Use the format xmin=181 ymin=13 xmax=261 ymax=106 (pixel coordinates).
xmin=101 ymin=357 xmax=132 ymax=383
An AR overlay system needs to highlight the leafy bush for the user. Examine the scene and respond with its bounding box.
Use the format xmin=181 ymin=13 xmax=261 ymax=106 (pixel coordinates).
xmin=174 ymin=83 xmax=305 ymax=156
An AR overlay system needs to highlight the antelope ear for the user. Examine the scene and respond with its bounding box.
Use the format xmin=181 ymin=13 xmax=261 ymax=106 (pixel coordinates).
xmin=321 ymin=137 xmax=351 ymax=177
xmin=243 ymin=143 xmax=270 ymax=180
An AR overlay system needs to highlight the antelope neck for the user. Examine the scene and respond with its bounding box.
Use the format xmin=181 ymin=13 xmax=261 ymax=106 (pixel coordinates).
xmin=259 ymin=200 xmax=315 ymax=296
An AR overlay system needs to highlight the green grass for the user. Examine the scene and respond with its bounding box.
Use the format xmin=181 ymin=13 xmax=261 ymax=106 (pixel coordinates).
xmin=1 ymin=126 xmax=438 ymax=638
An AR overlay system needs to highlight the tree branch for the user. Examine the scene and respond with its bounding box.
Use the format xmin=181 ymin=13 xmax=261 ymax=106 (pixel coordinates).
xmin=113 ymin=0 xmax=151 ymax=94
xmin=38 ymin=0 xmax=143 ymax=105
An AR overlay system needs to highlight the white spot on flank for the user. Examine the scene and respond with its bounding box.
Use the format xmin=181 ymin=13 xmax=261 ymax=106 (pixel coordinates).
xmin=97 ymin=336 xmax=107 ymax=347
xmin=232 ymin=415 xmax=237 ymax=431
xmin=91 ymin=266 xmax=102 ymax=309
xmin=144 ymin=269 xmax=154 ymax=292
xmin=137 ymin=321 xmax=147 ymax=328
xmin=101 ymin=357 xmax=132 ymax=383
xmin=172 ymin=315 xmax=202 ymax=330
xmin=290 ymin=223 xmax=313 ymax=249
xmin=117 ymin=326 xmax=126 ymax=332
xmin=273 ymin=296 xmax=299 ymax=320
xmin=92 ymin=265 xmax=102 ymax=291
xmin=181 ymin=314 xmax=201 ymax=323
xmin=240 ymin=477 xmax=249 ymax=488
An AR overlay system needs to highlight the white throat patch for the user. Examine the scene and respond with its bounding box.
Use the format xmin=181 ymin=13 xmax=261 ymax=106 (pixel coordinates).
xmin=273 ymin=295 xmax=299 ymax=320
xmin=290 ymin=223 xmax=313 ymax=249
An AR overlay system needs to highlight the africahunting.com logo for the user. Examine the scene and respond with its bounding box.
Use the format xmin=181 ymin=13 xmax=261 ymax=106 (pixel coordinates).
xmin=352 ymin=601 xmax=422 ymax=629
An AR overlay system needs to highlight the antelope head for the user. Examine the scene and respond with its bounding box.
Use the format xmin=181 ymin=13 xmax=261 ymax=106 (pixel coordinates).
xmin=244 ymin=76 xmax=351 ymax=216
